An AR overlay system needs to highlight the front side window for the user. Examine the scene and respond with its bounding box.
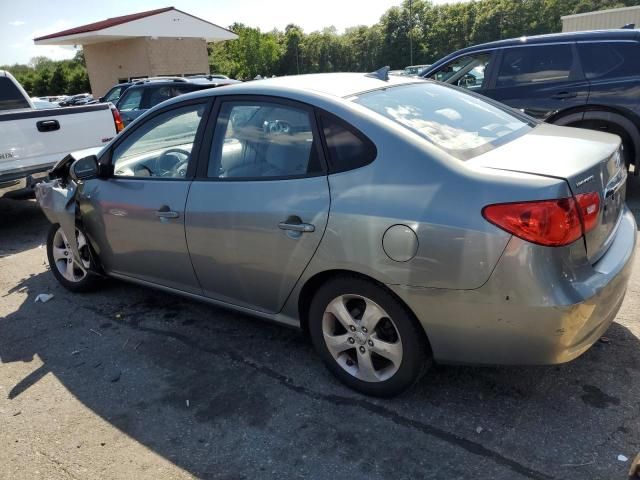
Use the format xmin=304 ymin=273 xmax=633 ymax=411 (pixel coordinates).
xmin=112 ymin=103 xmax=205 ymax=178
xmin=578 ymin=42 xmax=640 ymax=80
xmin=0 ymin=77 xmax=30 ymax=111
xmin=104 ymin=86 xmax=125 ymax=103
xmin=353 ymin=83 xmax=532 ymax=160
xmin=117 ymin=89 xmax=143 ymax=111
xmin=208 ymin=101 xmax=322 ymax=179
xmin=496 ymin=44 xmax=574 ymax=87
xmin=430 ymin=53 xmax=491 ymax=91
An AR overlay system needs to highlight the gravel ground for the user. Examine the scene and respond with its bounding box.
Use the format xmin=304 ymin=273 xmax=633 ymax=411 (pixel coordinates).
xmin=1 ymin=179 xmax=639 ymax=480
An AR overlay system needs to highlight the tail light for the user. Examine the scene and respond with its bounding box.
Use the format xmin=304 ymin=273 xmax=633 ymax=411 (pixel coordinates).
xmin=482 ymin=193 xmax=600 ymax=247
xmin=110 ymin=106 xmax=124 ymax=133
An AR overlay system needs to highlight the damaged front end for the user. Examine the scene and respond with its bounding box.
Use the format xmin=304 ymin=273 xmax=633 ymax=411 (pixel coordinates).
xmin=35 ymin=150 xmax=102 ymax=275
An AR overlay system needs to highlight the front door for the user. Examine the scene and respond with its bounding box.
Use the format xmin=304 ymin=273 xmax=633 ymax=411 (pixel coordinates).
xmin=483 ymin=43 xmax=589 ymax=120
xmin=186 ymin=98 xmax=330 ymax=313
xmin=81 ymin=102 xmax=208 ymax=293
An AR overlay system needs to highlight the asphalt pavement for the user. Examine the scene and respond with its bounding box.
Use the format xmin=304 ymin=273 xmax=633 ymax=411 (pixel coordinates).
xmin=1 ymin=179 xmax=639 ymax=480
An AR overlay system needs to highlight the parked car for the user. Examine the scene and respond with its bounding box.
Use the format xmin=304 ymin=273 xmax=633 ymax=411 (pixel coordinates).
xmin=30 ymin=97 xmax=61 ymax=109
xmin=0 ymin=70 xmax=123 ymax=191
xmin=404 ymin=64 xmax=431 ymax=76
xmin=59 ymin=93 xmax=94 ymax=106
xmin=38 ymin=72 xmax=636 ymax=397
xmin=421 ymin=29 xmax=640 ymax=172
xmin=115 ymin=77 xmax=240 ymax=126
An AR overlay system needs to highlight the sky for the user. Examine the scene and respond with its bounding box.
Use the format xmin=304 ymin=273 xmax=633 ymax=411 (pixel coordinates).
xmin=0 ymin=0 xmax=463 ymax=65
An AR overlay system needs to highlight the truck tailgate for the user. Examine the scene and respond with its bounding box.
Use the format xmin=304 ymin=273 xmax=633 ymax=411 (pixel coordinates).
xmin=0 ymin=104 xmax=116 ymax=181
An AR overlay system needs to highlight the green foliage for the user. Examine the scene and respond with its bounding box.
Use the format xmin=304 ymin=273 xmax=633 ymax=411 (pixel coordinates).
xmin=208 ymin=0 xmax=639 ymax=78
xmin=1 ymin=51 xmax=90 ymax=97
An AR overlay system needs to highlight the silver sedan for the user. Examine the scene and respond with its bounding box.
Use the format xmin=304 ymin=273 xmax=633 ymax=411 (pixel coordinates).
xmin=40 ymin=72 xmax=636 ymax=397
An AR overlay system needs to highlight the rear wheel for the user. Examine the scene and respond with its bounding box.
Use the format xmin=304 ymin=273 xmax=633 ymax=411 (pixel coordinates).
xmin=46 ymin=223 xmax=101 ymax=292
xmin=308 ymin=276 xmax=430 ymax=397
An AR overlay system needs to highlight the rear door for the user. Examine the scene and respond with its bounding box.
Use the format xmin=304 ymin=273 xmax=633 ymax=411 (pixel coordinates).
xmin=81 ymin=100 xmax=209 ymax=292
xmin=577 ymin=40 xmax=640 ymax=114
xmin=483 ymin=43 xmax=590 ymax=120
xmin=185 ymin=96 xmax=330 ymax=313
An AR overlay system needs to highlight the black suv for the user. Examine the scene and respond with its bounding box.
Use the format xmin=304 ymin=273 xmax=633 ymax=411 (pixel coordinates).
xmin=421 ymin=29 xmax=640 ymax=172
xmin=115 ymin=77 xmax=239 ymax=126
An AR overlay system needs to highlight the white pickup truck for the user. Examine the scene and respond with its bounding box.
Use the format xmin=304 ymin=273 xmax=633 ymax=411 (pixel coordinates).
xmin=0 ymin=70 xmax=123 ymax=193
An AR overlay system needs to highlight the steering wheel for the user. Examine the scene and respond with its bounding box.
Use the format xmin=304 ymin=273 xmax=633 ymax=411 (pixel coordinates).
xmin=156 ymin=148 xmax=191 ymax=178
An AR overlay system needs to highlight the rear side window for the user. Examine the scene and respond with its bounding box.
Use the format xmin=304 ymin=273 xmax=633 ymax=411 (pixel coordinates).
xmin=578 ymin=42 xmax=640 ymax=80
xmin=0 ymin=77 xmax=30 ymax=111
xmin=496 ymin=45 xmax=574 ymax=87
xmin=319 ymin=113 xmax=376 ymax=173
xmin=354 ymin=82 xmax=532 ymax=160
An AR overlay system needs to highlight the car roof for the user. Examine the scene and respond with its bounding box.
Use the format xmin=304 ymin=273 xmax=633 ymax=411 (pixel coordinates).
xmin=170 ymin=73 xmax=425 ymax=101
xmin=445 ymin=28 xmax=638 ymax=55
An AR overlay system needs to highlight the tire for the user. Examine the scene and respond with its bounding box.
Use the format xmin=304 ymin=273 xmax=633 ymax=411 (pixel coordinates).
xmin=46 ymin=223 xmax=101 ymax=293
xmin=308 ymin=275 xmax=431 ymax=397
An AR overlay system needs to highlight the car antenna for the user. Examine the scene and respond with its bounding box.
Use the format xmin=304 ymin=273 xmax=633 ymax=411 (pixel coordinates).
xmin=365 ymin=66 xmax=390 ymax=81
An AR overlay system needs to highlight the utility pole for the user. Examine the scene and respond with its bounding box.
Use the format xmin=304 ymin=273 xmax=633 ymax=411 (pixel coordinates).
xmin=409 ymin=0 xmax=413 ymax=66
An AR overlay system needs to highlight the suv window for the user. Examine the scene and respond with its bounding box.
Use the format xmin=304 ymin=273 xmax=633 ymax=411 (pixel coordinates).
xmin=319 ymin=113 xmax=376 ymax=172
xmin=0 ymin=77 xmax=30 ymax=111
xmin=429 ymin=53 xmax=491 ymax=91
xmin=496 ymin=44 xmax=574 ymax=87
xmin=112 ymin=103 xmax=205 ymax=178
xmin=104 ymin=85 xmax=126 ymax=103
xmin=578 ymin=42 xmax=640 ymax=80
xmin=117 ymin=88 xmax=143 ymax=111
xmin=208 ymin=101 xmax=322 ymax=179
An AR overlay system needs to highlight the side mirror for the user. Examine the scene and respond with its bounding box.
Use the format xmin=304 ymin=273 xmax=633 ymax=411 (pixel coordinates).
xmin=98 ymin=97 xmax=105 ymax=102
xmin=69 ymin=155 xmax=99 ymax=181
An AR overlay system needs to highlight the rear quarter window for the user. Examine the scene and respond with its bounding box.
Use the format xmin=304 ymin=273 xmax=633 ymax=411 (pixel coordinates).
xmin=0 ymin=77 xmax=30 ymax=111
xmin=319 ymin=113 xmax=376 ymax=173
xmin=578 ymin=42 xmax=640 ymax=80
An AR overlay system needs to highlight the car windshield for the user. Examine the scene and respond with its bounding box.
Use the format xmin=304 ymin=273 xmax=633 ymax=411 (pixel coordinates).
xmin=353 ymin=82 xmax=533 ymax=160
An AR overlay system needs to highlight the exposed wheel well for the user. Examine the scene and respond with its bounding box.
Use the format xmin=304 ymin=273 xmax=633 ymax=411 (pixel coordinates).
xmin=549 ymin=106 xmax=640 ymax=171
xmin=297 ymin=269 xmax=431 ymax=350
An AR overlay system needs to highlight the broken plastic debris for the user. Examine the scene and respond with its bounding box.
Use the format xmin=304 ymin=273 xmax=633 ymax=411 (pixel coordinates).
xmin=476 ymin=426 xmax=483 ymax=434
xmin=618 ymin=454 xmax=629 ymax=462
xmin=34 ymin=293 xmax=54 ymax=303
xmin=186 ymin=400 xmax=190 ymax=408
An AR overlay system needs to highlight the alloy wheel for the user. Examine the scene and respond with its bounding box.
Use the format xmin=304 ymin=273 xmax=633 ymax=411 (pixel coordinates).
xmin=322 ymin=294 xmax=403 ymax=382
xmin=51 ymin=227 xmax=91 ymax=283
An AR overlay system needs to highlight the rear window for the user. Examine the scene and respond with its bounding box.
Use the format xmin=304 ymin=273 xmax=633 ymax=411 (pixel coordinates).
xmin=578 ymin=42 xmax=640 ymax=80
xmin=0 ymin=77 xmax=30 ymax=111
xmin=353 ymin=82 xmax=532 ymax=160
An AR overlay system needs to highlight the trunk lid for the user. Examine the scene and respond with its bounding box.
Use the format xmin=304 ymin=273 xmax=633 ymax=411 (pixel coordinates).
xmin=469 ymin=123 xmax=625 ymax=263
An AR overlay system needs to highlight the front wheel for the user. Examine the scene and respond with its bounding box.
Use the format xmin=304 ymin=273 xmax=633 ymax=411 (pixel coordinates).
xmin=308 ymin=276 xmax=430 ymax=397
xmin=46 ymin=223 xmax=101 ymax=292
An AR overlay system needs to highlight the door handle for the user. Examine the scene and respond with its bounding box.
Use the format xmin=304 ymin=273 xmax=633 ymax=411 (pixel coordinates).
xmin=278 ymin=218 xmax=315 ymax=233
xmin=36 ymin=119 xmax=60 ymax=132
xmin=551 ymin=91 xmax=577 ymax=100
xmin=155 ymin=206 xmax=179 ymax=219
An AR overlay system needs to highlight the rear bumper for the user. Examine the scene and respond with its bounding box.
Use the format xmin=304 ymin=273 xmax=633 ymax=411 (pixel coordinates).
xmin=390 ymin=206 xmax=637 ymax=365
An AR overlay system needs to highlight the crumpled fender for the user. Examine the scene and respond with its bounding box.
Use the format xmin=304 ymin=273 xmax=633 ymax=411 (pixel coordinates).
xmin=35 ymin=179 xmax=83 ymax=265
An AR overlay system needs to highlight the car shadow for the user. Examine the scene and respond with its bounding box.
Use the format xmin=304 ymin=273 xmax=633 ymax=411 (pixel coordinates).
xmin=2 ymin=269 xmax=639 ymax=479
xmin=0 ymin=197 xmax=48 ymax=256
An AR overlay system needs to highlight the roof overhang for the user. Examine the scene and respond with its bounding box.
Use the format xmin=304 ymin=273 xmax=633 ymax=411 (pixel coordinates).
xmin=34 ymin=7 xmax=237 ymax=46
